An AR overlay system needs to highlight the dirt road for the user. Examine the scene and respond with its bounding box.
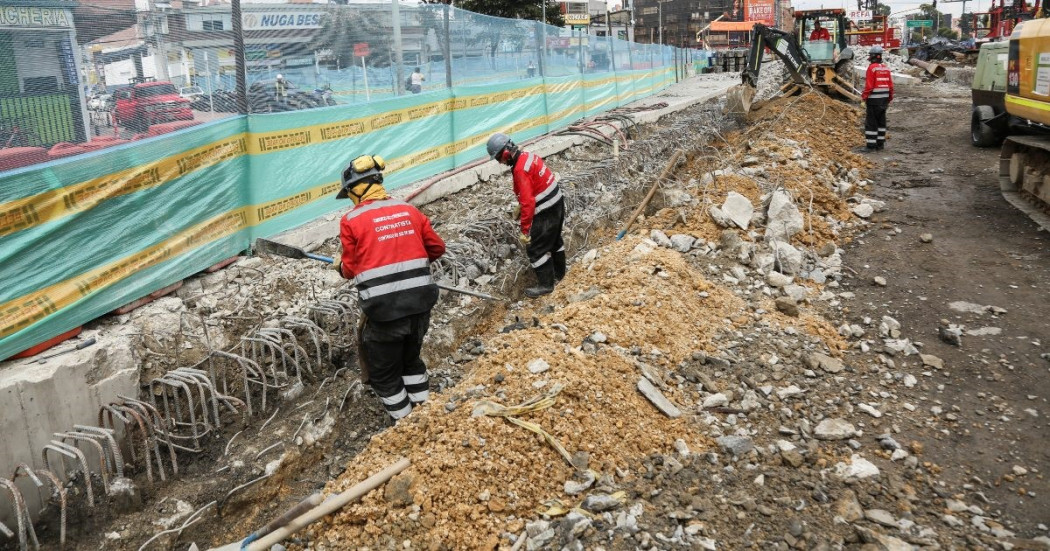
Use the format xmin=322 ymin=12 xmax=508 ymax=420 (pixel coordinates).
xmin=846 ymin=84 xmax=1050 ymax=533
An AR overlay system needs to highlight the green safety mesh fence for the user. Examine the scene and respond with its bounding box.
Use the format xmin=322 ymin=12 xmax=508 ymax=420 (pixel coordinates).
xmin=0 ymin=1 xmax=700 ymax=359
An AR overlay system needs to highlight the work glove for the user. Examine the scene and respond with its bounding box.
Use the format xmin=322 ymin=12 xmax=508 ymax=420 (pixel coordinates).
xmin=861 ymin=100 xmax=867 ymax=107
xmin=332 ymin=243 xmax=344 ymax=276
xmin=513 ymin=204 xmax=521 ymax=220
xmin=518 ymin=233 xmax=531 ymax=246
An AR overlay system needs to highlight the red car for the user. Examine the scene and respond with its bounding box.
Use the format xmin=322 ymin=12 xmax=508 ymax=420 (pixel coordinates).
xmin=113 ymin=81 xmax=193 ymax=132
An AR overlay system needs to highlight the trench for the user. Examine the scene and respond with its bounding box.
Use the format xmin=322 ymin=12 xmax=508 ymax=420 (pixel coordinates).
xmin=0 ymin=93 xmax=736 ymax=551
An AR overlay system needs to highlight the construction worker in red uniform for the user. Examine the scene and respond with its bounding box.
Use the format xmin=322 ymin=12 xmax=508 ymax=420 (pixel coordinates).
xmin=333 ymin=154 xmax=446 ymax=421
xmin=809 ymin=20 xmax=831 ymax=41
xmin=861 ymin=45 xmax=894 ymax=151
xmin=487 ymin=132 xmax=566 ymax=298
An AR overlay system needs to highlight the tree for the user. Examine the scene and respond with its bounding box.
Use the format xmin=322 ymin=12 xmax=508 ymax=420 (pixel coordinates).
xmin=875 ymin=2 xmax=891 ymax=17
xmin=457 ymin=0 xmax=564 ymax=27
xmin=419 ymin=1 xmax=454 ymax=87
xmin=454 ymin=0 xmax=561 ymax=70
xmin=310 ymin=7 xmax=391 ymax=69
xmin=937 ymin=26 xmax=959 ymax=39
xmin=917 ymin=3 xmax=944 ymax=29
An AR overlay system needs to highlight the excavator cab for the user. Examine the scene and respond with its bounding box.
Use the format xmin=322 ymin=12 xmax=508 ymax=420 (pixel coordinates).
xmin=795 ymin=10 xmax=853 ymax=66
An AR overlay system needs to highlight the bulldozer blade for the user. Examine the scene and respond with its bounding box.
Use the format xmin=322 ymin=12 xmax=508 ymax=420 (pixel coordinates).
xmin=725 ymin=84 xmax=756 ymax=117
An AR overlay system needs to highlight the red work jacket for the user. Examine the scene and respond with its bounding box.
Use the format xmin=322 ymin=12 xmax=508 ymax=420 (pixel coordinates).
xmin=863 ymin=62 xmax=894 ymax=101
xmin=512 ymin=151 xmax=562 ymax=235
xmin=338 ymin=198 xmax=446 ymax=321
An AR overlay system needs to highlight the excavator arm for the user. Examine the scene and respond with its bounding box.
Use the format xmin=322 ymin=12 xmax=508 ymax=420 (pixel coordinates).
xmin=741 ymin=24 xmax=811 ymax=88
xmin=726 ymin=23 xmax=811 ymax=116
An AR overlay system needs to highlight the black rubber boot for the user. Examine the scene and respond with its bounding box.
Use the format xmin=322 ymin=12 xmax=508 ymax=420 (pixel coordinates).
xmin=553 ymin=251 xmax=567 ymax=282
xmin=525 ymin=263 xmax=555 ymax=298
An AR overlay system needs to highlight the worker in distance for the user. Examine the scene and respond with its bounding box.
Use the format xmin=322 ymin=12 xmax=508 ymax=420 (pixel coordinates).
xmin=487 ymin=133 xmax=567 ymax=298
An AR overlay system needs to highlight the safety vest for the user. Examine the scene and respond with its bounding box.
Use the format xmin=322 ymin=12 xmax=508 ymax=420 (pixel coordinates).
xmin=338 ymin=199 xmax=446 ymax=322
xmin=863 ymin=62 xmax=894 ymax=101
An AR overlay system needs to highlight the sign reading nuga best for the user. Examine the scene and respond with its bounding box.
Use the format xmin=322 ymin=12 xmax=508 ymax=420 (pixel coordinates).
xmin=0 ymin=6 xmax=74 ymax=28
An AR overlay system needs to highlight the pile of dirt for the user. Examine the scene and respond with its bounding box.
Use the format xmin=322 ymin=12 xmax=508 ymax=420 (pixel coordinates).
xmin=308 ymin=240 xmax=745 ymax=549
xmin=305 ymin=92 xmax=872 ymax=550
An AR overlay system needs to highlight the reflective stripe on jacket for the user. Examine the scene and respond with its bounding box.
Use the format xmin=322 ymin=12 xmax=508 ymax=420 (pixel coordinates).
xmin=338 ymin=198 xmax=446 ymax=322
xmin=512 ymin=151 xmax=562 ymax=235
xmin=863 ymin=62 xmax=894 ymax=101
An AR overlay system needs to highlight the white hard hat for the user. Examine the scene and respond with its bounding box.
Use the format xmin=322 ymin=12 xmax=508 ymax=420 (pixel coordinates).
xmin=276 ymin=73 xmax=284 ymax=80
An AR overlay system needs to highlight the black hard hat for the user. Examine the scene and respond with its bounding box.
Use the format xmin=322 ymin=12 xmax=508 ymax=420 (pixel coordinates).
xmin=337 ymin=155 xmax=386 ymax=200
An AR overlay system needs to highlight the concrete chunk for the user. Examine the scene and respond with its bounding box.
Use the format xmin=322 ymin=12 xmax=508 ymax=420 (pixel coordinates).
xmin=765 ymin=190 xmax=804 ymax=242
xmin=722 ymin=192 xmax=754 ymax=230
xmin=637 ymin=377 xmax=682 ymax=418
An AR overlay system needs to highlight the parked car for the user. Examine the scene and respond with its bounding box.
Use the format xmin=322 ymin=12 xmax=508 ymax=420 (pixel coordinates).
xmin=112 ymin=81 xmax=193 ymax=131
xmin=179 ymin=86 xmax=205 ymax=102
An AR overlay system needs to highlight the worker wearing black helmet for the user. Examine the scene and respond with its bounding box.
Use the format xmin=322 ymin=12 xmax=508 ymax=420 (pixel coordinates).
xmin=487 ymin=132 xmax=567 ymax=298
xmin=333 ymin=155 xmax=446 ymax=421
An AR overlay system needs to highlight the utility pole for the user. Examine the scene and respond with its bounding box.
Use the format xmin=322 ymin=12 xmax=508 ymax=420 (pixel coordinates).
xmin=149 ymin=0 xmax=170 ymax=81
xmin=392 ymin=0 xmax=404 ymax=95
xmin=443 ymin=3 xmax=452 ymax=87
xmin=658 ymin=0 xmax=663 ymax=44
xmin=541 ymin=0 xmax=547 ymax=70
xmin=231 ymin=0 xmax=247 ymax=114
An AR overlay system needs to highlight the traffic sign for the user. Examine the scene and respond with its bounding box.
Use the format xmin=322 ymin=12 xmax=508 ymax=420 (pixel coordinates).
xmin=906 ymin=19 xmax=933 ymax=27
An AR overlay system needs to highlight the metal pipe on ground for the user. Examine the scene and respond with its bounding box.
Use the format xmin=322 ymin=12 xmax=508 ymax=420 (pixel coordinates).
xmin=206 ymin=457 xmax=410 ymax=551
xmin=906 ymin=58 xmax=946 ymax=78
xmin=615 ymin=149 xmax=685 ymax=240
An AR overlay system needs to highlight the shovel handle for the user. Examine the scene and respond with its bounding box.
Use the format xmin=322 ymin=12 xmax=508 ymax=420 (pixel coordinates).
xmin=301 ymin=251 xmax=504 ymax=301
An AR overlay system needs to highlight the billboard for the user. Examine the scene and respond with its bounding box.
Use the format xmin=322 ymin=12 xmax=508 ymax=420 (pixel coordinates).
xmin=745 ymin=0 xmax=775 ymax=26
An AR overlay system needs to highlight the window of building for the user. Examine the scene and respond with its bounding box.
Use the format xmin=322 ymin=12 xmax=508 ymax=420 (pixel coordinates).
xmin=186 ymin=13 xmax=231 ymax=32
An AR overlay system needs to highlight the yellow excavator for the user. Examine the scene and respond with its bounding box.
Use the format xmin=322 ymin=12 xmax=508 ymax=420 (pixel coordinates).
xmin=727 ymin=10 xmax=863 ymax=116
xmin=982 ymin=18 xmax=1050 ymax=229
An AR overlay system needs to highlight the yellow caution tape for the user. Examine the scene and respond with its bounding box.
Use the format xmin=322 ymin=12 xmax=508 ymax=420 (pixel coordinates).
xmin=0 ymin=72 xmax=674 ymax=339
xmin=474 ymin=384 xmax=575 ymax=467
xmin=0 ymin=72 xmax=670 ymax=240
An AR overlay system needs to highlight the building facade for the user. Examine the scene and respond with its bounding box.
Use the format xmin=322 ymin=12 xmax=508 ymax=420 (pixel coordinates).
xmin=632 ymin=0 xmax=736 ymax=46
xmin=0 ymin=0 xmax=89 ymax=146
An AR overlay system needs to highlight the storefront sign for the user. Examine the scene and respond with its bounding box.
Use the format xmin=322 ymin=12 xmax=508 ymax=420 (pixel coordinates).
xmin=564 ymin=14 xmax=591 ymax=26
xmin=242 ymin=12 xmax=324 ymax=30
xmin=745 ymin=0 xmax=775 ymax=26
xmin=849 ymin=10 xmax=873 ymax=21
xmin=0 ymin=7 xmax=73 ymax=28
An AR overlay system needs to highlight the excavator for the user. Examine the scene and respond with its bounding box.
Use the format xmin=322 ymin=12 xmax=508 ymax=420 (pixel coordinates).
xmin=971 ymin=17 xmax=1050 ymax=229
xmin=726 ymin=9 xmax=863 ymax=116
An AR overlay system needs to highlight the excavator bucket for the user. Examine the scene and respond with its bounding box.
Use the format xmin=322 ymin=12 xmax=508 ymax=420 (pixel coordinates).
xmin=724 ymin=83 xmax=757 ymax=117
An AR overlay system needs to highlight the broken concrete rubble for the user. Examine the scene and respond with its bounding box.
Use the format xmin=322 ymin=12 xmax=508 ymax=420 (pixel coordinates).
xmin=17 ymin=71 xmax=1043 ymax=551
xmin=764 ymin=190 xmax=804 ymax=242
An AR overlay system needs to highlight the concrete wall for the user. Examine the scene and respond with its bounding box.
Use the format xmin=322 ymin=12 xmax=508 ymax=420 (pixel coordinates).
xmin=0 ymin=330 xmax=138 ymax=526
